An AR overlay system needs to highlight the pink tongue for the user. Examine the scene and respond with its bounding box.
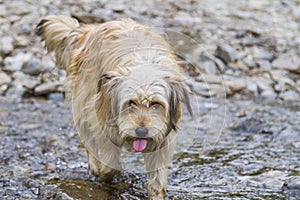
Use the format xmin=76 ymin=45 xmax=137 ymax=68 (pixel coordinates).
xmin=133 ymin=139 xmax=148 ymax=152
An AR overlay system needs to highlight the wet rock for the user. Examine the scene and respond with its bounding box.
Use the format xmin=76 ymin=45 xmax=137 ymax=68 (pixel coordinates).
xmin=34 ymin=82 xmax=60 ymax=95
xmin=279 ymin=90 xmax=300 ymax=101
xmin=229 ymin=116 xmax=266 ymax=133
xmin=0 ymin=36 xmax=14 ymax=56
xmin=48 ymin=93 xmax=64 ymax=102
xmin=237 ymin=164 xmax=266 ymax=175
xmin=3 ymin=52 xmax=32 ymax=72
xmin=272 ymin=53 xmax=300 ymax=72
xmin=0 ymin=71 xmax=12 ymax=85
xmin=282 ymin=183 xmax=300 ymax=199
xmin=215 ymin=44 xmax=238 ymax=63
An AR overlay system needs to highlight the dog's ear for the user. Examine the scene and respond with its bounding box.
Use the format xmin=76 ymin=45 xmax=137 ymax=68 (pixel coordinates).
xmin=98 ymin=71 xmax=122 ymax=93
xmin=98 ymin=71 xmax=123 ymax=123
xmin=168 ymin=78 xmax=193 ymax=131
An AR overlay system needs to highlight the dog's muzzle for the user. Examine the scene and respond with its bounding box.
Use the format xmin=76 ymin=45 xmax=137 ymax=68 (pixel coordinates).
xmin=133 ymin=127 xmax=149 ymax=152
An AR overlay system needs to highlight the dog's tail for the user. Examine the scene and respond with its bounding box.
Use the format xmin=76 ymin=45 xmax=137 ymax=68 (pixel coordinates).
xmin=36 ymin=15 xmax=82 ymax=69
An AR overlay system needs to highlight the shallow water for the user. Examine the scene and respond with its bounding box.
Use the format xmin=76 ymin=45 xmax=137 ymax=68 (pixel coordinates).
xmin=0 ymin=96 xmax=299 ymax=199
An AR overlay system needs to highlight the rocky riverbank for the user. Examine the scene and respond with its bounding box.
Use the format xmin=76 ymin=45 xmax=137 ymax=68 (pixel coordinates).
xmin=0 ymin=0 xmax=299 ymax=102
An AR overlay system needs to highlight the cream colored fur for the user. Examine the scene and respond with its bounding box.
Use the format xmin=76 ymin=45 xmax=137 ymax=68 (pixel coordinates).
xmin=36 ymin=15 xmax=191 ymax=199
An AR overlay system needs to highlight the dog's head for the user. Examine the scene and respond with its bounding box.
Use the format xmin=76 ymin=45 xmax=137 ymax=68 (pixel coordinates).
xmin=101 ymin=64 xmax=192 ymax=152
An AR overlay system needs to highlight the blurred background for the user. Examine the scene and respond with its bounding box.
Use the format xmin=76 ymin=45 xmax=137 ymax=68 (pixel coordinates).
xmin=0 ymin=0 xmax=299 ymax=199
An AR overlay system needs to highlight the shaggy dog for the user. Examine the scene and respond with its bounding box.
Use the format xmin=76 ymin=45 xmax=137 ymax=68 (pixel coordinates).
xmin=36 ymin=16 xmax=191 ymax=199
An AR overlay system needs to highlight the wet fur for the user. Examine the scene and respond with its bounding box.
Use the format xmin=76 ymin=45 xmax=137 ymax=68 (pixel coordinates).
xmin=36 ymin=15 xmax=191 ymax=199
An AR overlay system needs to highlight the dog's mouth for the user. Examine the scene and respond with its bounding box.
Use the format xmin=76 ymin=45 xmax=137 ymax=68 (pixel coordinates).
xmin=133 ymin=138 xmax=148 ymax=152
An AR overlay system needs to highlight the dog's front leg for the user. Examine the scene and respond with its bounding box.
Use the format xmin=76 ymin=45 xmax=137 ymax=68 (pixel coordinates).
xmin=143 ymin=137 xmax=176 ymax=200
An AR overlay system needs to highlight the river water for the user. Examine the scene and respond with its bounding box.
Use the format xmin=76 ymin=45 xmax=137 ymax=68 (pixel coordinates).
xmin=0 ymin=95 xmax=299 ymax=199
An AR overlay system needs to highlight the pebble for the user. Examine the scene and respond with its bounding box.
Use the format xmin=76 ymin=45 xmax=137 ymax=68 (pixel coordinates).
xmin=0 ymin=71 xmax=12 ymax=85
xmin=196 ymin=74 xmax=222 ymax=84
xmin=256 ymin=60 xmax=272 ymax=70
xmin=223 ymin=79 xmax=246 ymax=93
xmin=279 ymin=90 xmax=300 ymax=101
xmin=272 ymin=53 xmax=300 ymax=72
xmin=3 ymin=52 xmax=32 ymax=72
xmin=0 ymin=36 xmax=14 ymax=56
xmin=252 ymin=47 xmax=274 ymax=61
xmin=34 ymin=82 xmax=60 ymax=95
xmin=48 ymin=93 xmax=64 ymax=102
xmin=7 ymin=2 xmax=32 ymax=15
xmin=22 ymin=58 xmax=42 ymax=76
xmin=215 ymin=44 xmax=238 ymax=63
xmin=201 ymin=60 xmax=218 ymax=74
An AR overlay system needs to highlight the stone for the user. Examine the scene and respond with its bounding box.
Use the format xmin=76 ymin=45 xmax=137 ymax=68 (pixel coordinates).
xmin=246 ymin=78 xmax=258 ymax=95
xmin=48 ymin=93 xmax=64 ymax=102
xmin=196 ymin=74 xmax=222 ymax=84
xmin=22 ymin=58 xmax=42 ymax=76
xmin=272 ymin=53 xmax=300 ymax=72
xmin=15 ymin=36 xmax=30 ymax=47
xmin=201 ymin=60 xmax=218 ymax=74
xmin=34 ymin=82 xmax=60 ymax=95
xmin=279 ymin=90 xmax=300 ymax=101
xmin=224 ymin=79 xmax=246 ymax=92
xmin=252 ymin=47 xmax=274 ymax=61
xmin=256 ymin=60 xmax=272 ymax=70
xmin=3 ymin=52 xmax=32 ymax=72
xmin=228 ymin=60 xmax=249 ymax=71
xmin=261 ymin=90 xmax=277 ymax=100
xmin=0 ymin=71 xmax=12 ymax=85
xmin=0 ymin=5 xmax=7 ymax=17
xmin=254 ymin=77 xmax=274 ymax=92
xmin=0 ymin=36 xmax=14 ymax=56
xmin=215 ymin=44 xmax=238 ymax=63
xmin=7 ymin=2 xmax=32 ymax=15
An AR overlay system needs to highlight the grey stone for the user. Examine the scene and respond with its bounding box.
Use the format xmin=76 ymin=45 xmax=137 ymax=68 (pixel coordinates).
xmin=272 ymin=53 xmax=300 ymax=72
xmin=196 ymin=74 xmax=222 ymax=84
xmin=34 ymin=82 xmax=60 ymax=95
xmin=22 ymin=58 xmax=42 ymax=76
xmin=256 ymin=60 xmax=272 ymax=70
xmin=261 ymin=90 xmax=277 ymax=100
xmin=252 ymin=47 xmax=274 ymax=61
xmin=7 ymin=2 xmax=32 ymax=15
xmin=48 ymin=93 xmax=64 ymax=102
xmin=0 ymin=71 xmax=12 ymax=85
xmin=279 ymin=90 xmax=300 ymax=101
xmin=224 ymin=79 xmax=246 ymax=92
xmin=246 ymin=78 xmax=258 ymax=95
xmin=215 ymin=44 xmax=238 ymax=63
xmin=3 ymin=53 xmax=32 ymax=72
xmin=202 ymin=60 xmax=218 ymax=74
xmin=0 ymin=36 xmax=14 ymax=56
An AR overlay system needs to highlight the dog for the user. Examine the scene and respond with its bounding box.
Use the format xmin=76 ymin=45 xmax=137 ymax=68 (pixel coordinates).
xmin=36 ymin=15 xmax=192 ymax=199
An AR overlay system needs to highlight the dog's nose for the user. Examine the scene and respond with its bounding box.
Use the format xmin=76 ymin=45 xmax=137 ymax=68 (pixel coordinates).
xmin=135 ymin=127 xmax=149 ymax=138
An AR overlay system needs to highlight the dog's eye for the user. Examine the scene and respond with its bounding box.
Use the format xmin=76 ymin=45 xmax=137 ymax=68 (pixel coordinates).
xmin=150 ymin=102 xmax=161 ymax=109
xmin=128 ymin=100 xmax=137 ymax=107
